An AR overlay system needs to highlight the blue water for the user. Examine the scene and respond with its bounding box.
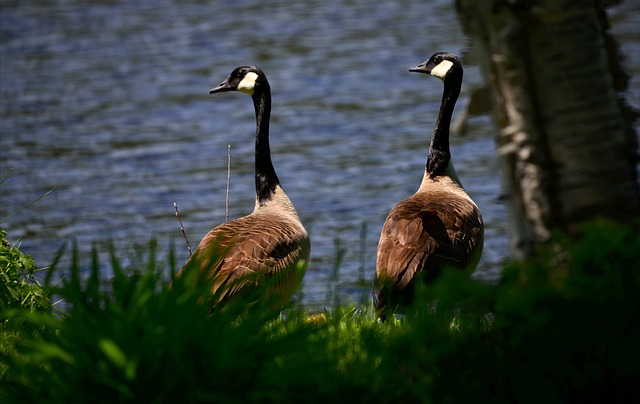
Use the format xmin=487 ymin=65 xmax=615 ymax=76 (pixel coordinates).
xmin=1 ymin=0 xmax=638 ymax=308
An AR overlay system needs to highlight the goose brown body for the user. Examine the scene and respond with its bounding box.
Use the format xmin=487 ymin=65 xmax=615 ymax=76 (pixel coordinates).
xmin=374 ymin=53 xmax=483 ymax=320
xmin=178 ymin=66 xmax=310 ymax=310
xmin=184 ymin=189 xmax=310 ymax=308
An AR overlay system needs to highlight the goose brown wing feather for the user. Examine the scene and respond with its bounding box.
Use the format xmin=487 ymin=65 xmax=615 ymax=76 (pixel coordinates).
xmin=376 ymin=192 xmax=483 ymax=290
xmin=374 ymin=191 xmax=482 ymax=319
xmin=182 ymin=213 xmax=310 ymax=307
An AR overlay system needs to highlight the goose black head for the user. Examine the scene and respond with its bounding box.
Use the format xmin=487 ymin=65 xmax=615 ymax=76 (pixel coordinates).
xmin=210 ymin=66 xmax=266 ymax=96
xmin=409 ymin=52 xmax=462 ymax=81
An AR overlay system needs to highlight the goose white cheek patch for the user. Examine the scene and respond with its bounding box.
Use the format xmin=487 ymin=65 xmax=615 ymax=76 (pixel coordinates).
xmin=430 ymin=60 xmax=453 ymax=80
xmin=237 ymin=72 xmax=258 ymax=95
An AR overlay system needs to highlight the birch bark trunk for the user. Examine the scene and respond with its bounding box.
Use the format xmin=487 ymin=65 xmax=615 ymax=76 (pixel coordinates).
xmin=455 ymin=0 xmax=639 ymax=258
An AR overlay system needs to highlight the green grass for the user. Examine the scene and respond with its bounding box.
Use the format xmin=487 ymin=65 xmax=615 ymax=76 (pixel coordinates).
xmin=0 ymin=229 xmax=50 ymax=314
xmin=1 ymin=218 xmax=639 ymax=403
xmin=1 ymin=228 xmax=52 ymax=388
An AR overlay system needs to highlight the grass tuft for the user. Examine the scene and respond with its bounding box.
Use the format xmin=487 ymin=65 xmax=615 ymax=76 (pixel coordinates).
xmin=1 ymin=218 xmax=639 ymax=402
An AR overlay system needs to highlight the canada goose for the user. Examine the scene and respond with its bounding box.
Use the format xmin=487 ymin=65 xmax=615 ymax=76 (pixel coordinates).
xmin=373 ymin=52 xmax=484 ymax=320
xmin=178 ymin=66 xmax=310 ymax=310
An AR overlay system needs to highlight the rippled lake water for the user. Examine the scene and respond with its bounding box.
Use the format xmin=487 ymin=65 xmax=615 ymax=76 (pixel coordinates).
xmin=1 ymin=0 xmax=638 ymax=308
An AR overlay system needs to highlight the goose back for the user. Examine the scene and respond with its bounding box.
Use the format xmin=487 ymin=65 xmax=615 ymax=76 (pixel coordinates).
xmin=375 ymin=179 xmax=483 ymax=318
xmin=184 ymin=205 xmax=310 ymax=309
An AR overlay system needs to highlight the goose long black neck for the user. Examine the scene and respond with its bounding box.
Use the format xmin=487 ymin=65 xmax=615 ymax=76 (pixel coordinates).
xmin=252 ymin=82 xmax=280 ymax=204
xmin=426 ymin=70 xmax=462 ymax=178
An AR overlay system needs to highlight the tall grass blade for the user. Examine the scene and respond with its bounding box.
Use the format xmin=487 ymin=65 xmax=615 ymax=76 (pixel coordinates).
xmin=0 ymin=187 xmax=55 ymax=225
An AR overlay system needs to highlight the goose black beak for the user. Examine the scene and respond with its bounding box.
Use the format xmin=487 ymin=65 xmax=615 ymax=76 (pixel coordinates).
xmin=409 ymin=62 xmax=430 ymax=74
xmin=210 ymin=77 xmax=234 ymax=94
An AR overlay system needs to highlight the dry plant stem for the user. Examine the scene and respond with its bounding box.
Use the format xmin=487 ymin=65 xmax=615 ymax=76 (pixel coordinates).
xmin=174 ymin=202 xmax=192 ymax=256
xmin=226 ymin=144 xmax=231 ymax=222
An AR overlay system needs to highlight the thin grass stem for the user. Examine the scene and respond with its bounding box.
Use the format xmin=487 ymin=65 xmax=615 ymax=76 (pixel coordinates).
xmin=173 ymin=202 xmax=192 ymax=256
xmin=226 ymin=144 xmax=231 ymax=222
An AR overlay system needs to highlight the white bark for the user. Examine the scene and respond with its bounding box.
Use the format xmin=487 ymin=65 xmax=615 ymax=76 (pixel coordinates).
xmin=456 ymin=0 xmax=639 ymax=258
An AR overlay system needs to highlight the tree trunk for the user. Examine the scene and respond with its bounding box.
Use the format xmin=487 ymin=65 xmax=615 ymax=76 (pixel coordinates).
xmin=455 ymin=0 xmax=639 ymax=258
